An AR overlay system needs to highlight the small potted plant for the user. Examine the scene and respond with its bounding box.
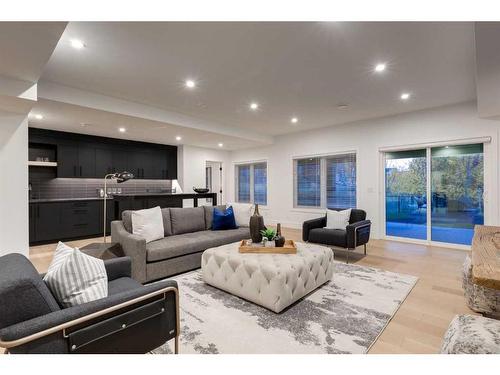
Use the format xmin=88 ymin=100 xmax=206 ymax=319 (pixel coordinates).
xmin=260 ymin=228 xmax=276 ymax=247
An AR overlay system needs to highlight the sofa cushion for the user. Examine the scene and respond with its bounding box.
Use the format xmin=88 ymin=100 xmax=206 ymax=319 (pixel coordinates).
xmin=146 ymin=227 xmax=250 ymax=262
xmin=212 ymin=206 xmax=238 ymax=230
xmin=169 ymin=207 xmax=206 ymax=235
xmin=326 ymin=208 xmax=351 ymax=230
xmin=43 ymin=243 xmax=108 ymax=308
xmin=108 ymin=277 xmax=143 ymax=295
xmin=308 ymin=228 xmax=347 ymax=248
xmin=131 ymin=206 xmax=164 ymax=243
xmin=0 ymin=253 xmax=61 ymax=330
xmin=203 ymin=205 xmax=227 ymax=229
xmin=226 ymin=202 xmax=253 ymax=227
xmin=122 ymin=208 xmax=172 ymax=237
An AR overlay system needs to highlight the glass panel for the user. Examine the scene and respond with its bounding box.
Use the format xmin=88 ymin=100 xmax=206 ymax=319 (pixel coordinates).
xmin=253 ymin=163 xmax=267 ymax=205
xmin=295 ymin=158 xmax=321 ymax=207
xmin=431 ymin=144 xmax=484 ymax=245
xmin=237 ymin=165 xmax=251 ymax=202
xmin=326 ymin=153 xmax=356 ymax=209
xmin=385 ymin=150 xmax=427 ymax=240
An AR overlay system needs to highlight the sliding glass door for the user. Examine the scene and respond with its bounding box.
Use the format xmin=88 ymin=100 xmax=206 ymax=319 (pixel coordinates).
xmin=384 ymin=143 xmax=484 ymax=246
xmin=385 ymin=150 xmax=427 ymax=240
xmin=431 ymin=145 xmax=484 ymax=245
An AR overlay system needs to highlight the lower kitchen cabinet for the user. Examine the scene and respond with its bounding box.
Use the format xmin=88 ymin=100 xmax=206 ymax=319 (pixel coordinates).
xmin=29 ymin=200 xmax=115 ymax=244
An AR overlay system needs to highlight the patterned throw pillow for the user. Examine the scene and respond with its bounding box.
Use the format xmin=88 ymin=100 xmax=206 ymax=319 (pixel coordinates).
xmin=43 ymin=242 xmax=108 ymax=308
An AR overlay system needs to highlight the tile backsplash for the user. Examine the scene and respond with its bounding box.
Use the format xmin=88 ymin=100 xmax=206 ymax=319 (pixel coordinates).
xmin=30 ymin=176 xmax=173 ymax=200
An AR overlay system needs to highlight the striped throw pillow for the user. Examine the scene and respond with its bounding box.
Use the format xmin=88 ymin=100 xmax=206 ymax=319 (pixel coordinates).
xmin=325 ymin=208 xmax=352 ymax=230
xmin=43 ymin=242 xmax=108 ymax=307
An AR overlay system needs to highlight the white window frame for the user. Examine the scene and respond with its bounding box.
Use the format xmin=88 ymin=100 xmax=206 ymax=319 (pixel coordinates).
xmin=234 ymin=160 xmax=268 ymax=206
xmin=293 ymin=151 xmax=357 ymax=210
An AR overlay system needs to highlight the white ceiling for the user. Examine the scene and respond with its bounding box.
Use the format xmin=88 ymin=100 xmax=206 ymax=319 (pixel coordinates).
xmin=39 ymin=22 xmax=476 ymax=139
xmin=29 ymin=99 xmax=264 ymax=150
xmin=0 ymin=22 xmax=66 ymax=82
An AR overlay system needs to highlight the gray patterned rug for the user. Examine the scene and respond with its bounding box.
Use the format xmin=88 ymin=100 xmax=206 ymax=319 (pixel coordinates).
xmin=153 ymin=262 xmax=418 ymax=354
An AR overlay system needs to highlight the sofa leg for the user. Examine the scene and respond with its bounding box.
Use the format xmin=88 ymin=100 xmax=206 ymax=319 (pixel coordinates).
xmin=346 ymin=249 xmax=349 ymax=264
xmin=174 ymin=335 xmax=179 ymax=354
xmin=364 ymin=244 xmax=367 ymax=255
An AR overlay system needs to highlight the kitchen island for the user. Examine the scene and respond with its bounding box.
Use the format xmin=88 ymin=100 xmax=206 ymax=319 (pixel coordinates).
xmin=112 ymin=192 xmax=217 ymax=219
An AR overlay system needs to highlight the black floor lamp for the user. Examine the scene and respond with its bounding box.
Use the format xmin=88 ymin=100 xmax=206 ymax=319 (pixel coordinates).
xmin=103 ymin=171 xmax=134 ymax=243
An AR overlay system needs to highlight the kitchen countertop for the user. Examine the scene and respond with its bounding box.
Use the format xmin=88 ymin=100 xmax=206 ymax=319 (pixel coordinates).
xmin=112 ymin=192 xmax=215 ymax=198
xmin=29 ymin=197 xmax=113 ymax=203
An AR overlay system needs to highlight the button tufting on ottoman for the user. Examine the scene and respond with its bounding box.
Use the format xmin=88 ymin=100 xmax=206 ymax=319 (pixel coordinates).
xmin=201 ymin=241 xmax=334 ymax=313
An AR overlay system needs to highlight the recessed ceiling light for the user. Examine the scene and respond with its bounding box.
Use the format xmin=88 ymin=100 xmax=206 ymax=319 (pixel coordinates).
xmin=118 ymin=127 xmax=126 ymax=133
xmin=34 ymin=114 xmax=43 ymax=120
xmin=70 ymin=39 xmax=85 ymax=49
xmin=249 ymin=102 xmax=259 ymax=111
xmin=185 ymin=80 xmax=196 ymax=89
xmin=218 ymin=143 xmax=224 ymax=147
xmin=400 ymin=93 xmax=411 ymax=100
xmin=291 ymin=117 xmax=298 ymax=124
xmin=337 ymin=104 xmax=349 ymax=110
xmin=175 ymin=136 xmax=182 ymax=141
xmin=374 ymin=63 xmax=386 ymax=73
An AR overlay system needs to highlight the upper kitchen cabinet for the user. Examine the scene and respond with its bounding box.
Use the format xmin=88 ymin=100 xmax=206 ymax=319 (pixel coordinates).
xmin=29 ymin=128 xmax=177 ymax=180
xmin=57 ymin=143 xmax=96 ymax=178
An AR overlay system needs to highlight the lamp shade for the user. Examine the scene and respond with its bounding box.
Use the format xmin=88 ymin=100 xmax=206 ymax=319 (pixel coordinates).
xmin=115 ymin=171 xmax=134 ymax=183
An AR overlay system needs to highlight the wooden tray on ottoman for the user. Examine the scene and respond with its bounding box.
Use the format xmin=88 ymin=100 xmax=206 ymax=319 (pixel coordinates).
xmin=238 ymin=239 xmax=297 ymax=254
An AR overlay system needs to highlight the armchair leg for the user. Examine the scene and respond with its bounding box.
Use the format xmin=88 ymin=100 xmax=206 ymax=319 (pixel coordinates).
xmin=364 ymin=244 xmax=367 ymax=255
xmin=346 ymin=249 xmax=349 ymax=264
xmin=174 ymin=335 xmax=179 ymax=354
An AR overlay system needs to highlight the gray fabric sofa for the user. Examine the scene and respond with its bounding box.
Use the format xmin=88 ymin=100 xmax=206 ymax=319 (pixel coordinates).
xmin=111 ymin=205 xmax=250 ymax=283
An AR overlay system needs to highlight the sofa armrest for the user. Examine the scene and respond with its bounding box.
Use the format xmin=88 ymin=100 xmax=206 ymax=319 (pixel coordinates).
xmin=346 ymin=220 xmax=371 ymax=248
xmin=104 ymin=257 xmax=132 ymax=281
xmin=302 ymin=216 xmax=326 ymax=241
xmin=111 ymin=221 xmax=147 ymax=283
xmin=0 ymin=280 xmax=178 ymax=351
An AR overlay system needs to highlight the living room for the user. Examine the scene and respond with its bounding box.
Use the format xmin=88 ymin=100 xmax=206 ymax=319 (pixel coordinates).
xmin=1 ymin=1 xmax=499 ymax=373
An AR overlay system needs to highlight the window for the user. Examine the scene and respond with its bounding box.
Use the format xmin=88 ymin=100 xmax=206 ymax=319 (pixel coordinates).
xmin=235 ymin=162 xmax=267 ymax=205
xmin=294 ymin=153 xmax=356 ymax=209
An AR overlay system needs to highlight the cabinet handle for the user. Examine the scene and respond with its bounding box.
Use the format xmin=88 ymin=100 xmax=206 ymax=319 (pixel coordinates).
xmin=37 ymin=205 xmax=40 ymax=218
xmin=80 ymin=166 xmax=82 ymax=176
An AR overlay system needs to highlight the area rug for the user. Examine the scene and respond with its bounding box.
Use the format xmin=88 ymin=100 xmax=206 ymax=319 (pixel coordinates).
xmin=153 ymin=262 xmax=418 ymax=354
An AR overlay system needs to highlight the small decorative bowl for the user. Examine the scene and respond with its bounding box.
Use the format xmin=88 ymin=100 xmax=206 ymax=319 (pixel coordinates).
xmin=193 ymin=187 xmax=210 ymax=194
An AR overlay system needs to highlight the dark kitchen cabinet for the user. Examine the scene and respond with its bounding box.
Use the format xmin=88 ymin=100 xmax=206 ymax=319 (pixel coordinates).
xmin=78 ymin=145 xmax=96 ymax=177
xmin=32 ymin=202 xmax=62 ymax=242
xmin=57 ymin=144 xmax=96 ymax=178
xmin=30 ymin=200 xmax=106 ymax=244
xmin=57 ymin=144 xmax=79 ymax=177
xmin=60 ymin=201 xmax=100 ymax=238
xmin=30 ymin=128 xmax=178 ymax=180
xmin=128 ymin=150 xmax=154 ymax=179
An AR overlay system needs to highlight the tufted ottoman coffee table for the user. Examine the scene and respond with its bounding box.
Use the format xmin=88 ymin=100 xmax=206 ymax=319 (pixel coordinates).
xmin=201 ymin=241 xmax=334 ymax=313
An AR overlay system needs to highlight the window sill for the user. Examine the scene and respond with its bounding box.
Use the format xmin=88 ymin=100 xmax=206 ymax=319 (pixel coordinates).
xmin=290 ymin=207 xmax=325 ymax=214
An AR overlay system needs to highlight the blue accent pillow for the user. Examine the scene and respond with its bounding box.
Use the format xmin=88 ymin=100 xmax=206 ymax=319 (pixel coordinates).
xmin=212 ymin=206 xmax=238 ymax=230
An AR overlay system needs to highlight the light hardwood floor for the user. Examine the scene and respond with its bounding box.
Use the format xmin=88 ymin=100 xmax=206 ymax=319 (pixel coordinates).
xmin=27 ymin=228 xmax=475 ymax=354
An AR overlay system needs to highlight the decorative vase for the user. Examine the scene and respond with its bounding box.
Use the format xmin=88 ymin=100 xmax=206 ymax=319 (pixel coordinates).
xmin=274 ymin=223 xmax=285 ymax=247
xmin=249 ymin=204 xmax=266 ymax=243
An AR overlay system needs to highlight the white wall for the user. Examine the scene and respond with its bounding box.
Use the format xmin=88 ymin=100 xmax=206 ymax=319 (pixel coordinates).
xmin=178 ymin=145 xmax=231 ymax=206
xmin=227 ymin=102 xmax=500 ymax=239
xmin=0 ymin=112 xmax=29 ymax=256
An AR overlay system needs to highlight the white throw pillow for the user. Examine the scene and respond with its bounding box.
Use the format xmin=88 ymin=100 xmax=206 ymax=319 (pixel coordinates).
xmin=43 ymin=242 xmax=108 ymax=307
xmin=132 ymin=206 xmax=164 ymax=243
xmin=325 ymin=208 xmax=352 ymax=230
xmin=226 ymin=202 xmax=253 ymax=227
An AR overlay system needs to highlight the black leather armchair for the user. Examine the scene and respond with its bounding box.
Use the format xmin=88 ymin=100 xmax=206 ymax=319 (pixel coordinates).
xmin=0 ymin=253 xmax=179 ymax=354
xmin=302 ymin=208 xmax=371 ymax=263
